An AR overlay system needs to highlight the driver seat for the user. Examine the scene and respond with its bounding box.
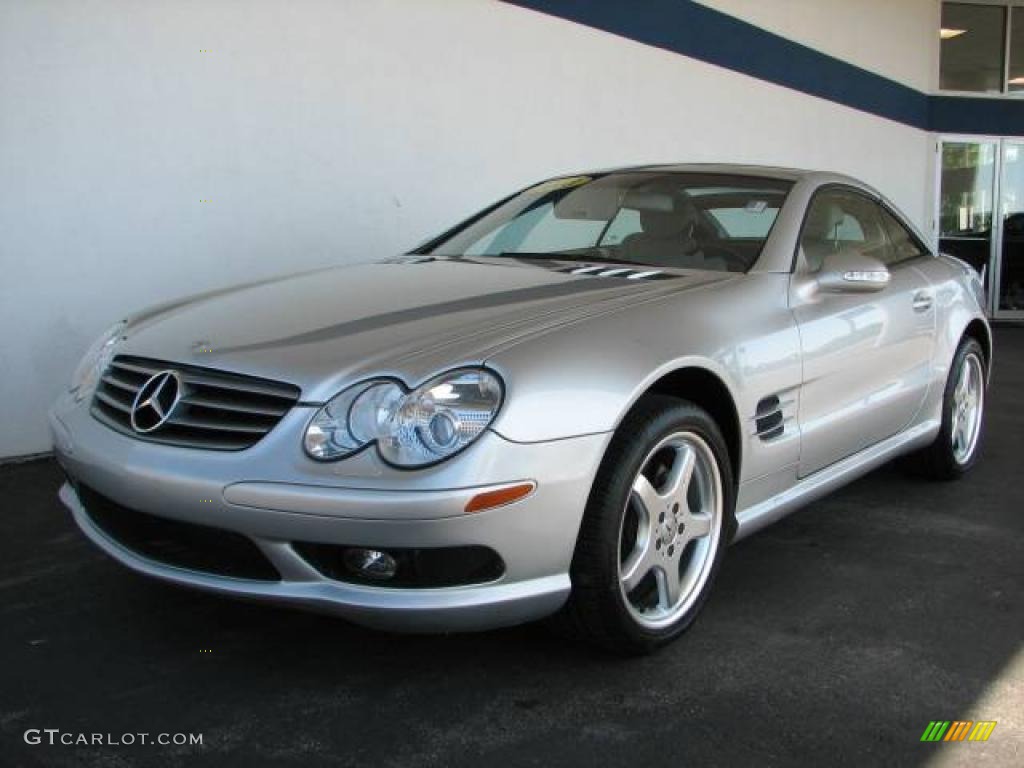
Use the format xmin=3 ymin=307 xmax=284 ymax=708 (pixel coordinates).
xmin=619 ymin=203 xmax=726 ymax=270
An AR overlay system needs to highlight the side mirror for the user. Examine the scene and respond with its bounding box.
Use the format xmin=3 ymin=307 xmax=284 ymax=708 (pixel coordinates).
xmin=815 ymin=249 xmax=890 ymax=293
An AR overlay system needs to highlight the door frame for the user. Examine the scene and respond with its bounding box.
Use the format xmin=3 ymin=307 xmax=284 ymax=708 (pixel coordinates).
xmin=995 ymin=139 xmax=1024 ymax=320
xmin=934 ymin=135 xmax=1024 ymax=320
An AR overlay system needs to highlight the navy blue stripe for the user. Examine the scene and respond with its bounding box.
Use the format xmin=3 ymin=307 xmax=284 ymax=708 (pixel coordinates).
xmin=930 ymin=95 xmax=1024 ymax=135
xmin=504 ymin=0 xmax=1024 ymax=136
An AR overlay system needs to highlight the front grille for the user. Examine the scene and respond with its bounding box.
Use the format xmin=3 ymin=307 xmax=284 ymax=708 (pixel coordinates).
xmin=91 ymin=355 xmax=300 ymax=450
xmin=77 ymin=483 xmax=281 ymax=581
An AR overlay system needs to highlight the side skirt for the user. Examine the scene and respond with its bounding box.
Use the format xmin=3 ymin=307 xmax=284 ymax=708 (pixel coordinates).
xmin=733 ymin=419 xmax=940 ymax=541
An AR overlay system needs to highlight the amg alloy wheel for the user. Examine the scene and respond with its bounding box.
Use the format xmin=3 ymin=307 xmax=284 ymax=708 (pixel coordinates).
xmin=950 ymin=349 xmax=984 ymax=466
xmin=553 ymin=395 xmax=734 ymax=654
xmin=618 ymin=431 xmax=723 ymax=629
xmin=907 ymin=337 xmax=987 ymax=480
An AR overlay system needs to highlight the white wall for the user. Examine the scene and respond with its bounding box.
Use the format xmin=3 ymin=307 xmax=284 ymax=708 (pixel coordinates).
xmin=698 ymin=0 xmax=941 ymax=91
xmin=0 ymin=0 xmax=935 ymax=458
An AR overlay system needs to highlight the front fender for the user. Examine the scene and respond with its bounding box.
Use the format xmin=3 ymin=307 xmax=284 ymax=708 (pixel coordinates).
xmin=483 ymin=274 xmax=802 ymax=487
xmin=932 ymin=255 xmax=992 ymax=376
xmin=487 ymin=348 xmax=743 ymax=444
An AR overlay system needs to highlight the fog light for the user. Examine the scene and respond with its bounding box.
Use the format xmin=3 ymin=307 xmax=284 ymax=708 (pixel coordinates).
xmin=343 ymin=548 xmax=398 ymax=581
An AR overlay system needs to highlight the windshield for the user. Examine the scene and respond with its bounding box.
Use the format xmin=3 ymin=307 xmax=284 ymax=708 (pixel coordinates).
xmin=424 ymin=172 xmax=793 ymax=272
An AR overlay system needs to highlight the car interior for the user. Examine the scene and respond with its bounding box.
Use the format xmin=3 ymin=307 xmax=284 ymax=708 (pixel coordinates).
xmin=551 ymin=179 xmax=789 ymax=272
xmin=617 ymin=195 xmax=729 ymax=271
xmin=433 ymin=173 xmax=793 ymax=273
xmin=799 ymin=192 xmax=901 ymax=272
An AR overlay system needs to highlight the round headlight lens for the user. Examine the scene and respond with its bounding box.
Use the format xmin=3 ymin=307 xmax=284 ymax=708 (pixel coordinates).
xmin=303 ymin=369 xmax=503 ymax=466
xmin=348 ymin=383 xmax=405 ymax=444
xmin=379 ymin=369 xmax=503 ymax=466
xmin=70 ymin=320 xmax=126 ymax=402
xmin=303 ymin=382 xmax=380 ymax=460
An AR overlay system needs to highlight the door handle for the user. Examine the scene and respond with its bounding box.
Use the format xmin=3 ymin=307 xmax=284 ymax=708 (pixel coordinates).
xmin=912 ymin=291 xmax=933 ymax=312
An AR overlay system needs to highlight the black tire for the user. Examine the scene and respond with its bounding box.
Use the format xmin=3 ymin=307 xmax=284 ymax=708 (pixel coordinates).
xmin=905 ymin=337 xmax=987 ymax=481
xmin=551 ymin=394 xmax=735 ymax=655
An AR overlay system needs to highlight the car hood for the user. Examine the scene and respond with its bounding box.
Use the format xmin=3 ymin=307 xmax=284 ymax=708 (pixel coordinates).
xmin=119 ymin=257 xmax=734 ymax=401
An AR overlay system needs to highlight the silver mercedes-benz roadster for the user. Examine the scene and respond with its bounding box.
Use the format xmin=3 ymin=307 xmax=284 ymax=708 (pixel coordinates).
xmin=51 ymin=164 xmax=991 ymax=653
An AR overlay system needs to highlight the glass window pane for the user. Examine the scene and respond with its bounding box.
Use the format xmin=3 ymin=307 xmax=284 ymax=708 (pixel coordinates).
xmin=705 ymin=206 xmax=780 ymax=238
xmin=834 ymin=213 xmax=865 ymax=242
xmin=999 ymin=143 xmax=1024 ymax=311
xmin=800 ymin=190 xmax=886 ymax=273
xmin=431 ymin=173 xmax=792 ymax=272
xmin=599 ymin=208 xmax=642 ymax=245
xmin=1010 ymin=7 xmax=1024 ymax=92
xmin=514 ymin=203 xmax=606 ymax=253
xmin=878 ymin=206 xmax=927 ymax=266
xmin=940 ymin=2 xmax=1007 ymax=93
xmin=938 ymin=141 xmax=996 ymax=289
xmin=940 ymin=143 xmax=996 ymax=236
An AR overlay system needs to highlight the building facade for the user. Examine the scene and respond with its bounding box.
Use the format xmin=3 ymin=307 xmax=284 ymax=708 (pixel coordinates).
xmin=0 ymin=0 xmax=1021 ymax=458
xmin=511 ymin=0 xmax=1024 ymax=318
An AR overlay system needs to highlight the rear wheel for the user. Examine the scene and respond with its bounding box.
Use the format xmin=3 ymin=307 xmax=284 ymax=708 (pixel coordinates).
xmin=907 ymin=337 xmax=986 ymax=480
xmin=554 ymin=395 xmax=734 ymax=654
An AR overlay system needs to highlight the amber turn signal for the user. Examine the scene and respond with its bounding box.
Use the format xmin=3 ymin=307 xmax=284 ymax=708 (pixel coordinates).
xmin=465 ymin=482 xmax=536 ymax=513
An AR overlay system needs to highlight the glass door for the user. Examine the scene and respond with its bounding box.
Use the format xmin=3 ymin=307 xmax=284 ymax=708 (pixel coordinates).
xmin=997 ymin=142 xmax=1024 ymax=316
xmin=938 ymin=140 xmax=998 ymax=308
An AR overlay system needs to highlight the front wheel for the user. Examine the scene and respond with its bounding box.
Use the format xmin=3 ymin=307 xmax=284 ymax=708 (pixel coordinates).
xmin=553 ymin=395 xmax=734 ymax=655
xmin=907 ymin=337 xmax=986 ymax=480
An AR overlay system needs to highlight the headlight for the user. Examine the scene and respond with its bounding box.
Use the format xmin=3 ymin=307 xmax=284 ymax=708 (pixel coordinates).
xmin=304 ymin=368 xmax=504 ymax=467
xmin=70 ymin=320 xmax=126 ymax=402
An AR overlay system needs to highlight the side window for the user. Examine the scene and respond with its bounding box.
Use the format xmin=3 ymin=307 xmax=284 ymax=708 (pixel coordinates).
xmin=800 ymin=189 xmax=887 ymax=272
xmin=834 ymin=213 xmax=865 ymax=241
xmin=877 ymin=205 xmax=928 ymax=265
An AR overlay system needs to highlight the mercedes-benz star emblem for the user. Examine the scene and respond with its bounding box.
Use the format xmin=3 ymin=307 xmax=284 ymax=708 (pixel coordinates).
xmin=130 ymin=370 xmax=183 ymax=433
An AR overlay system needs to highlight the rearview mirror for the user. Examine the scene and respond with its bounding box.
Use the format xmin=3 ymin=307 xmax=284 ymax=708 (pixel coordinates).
xmin=815 ymin=249 xmax=890 ymax=293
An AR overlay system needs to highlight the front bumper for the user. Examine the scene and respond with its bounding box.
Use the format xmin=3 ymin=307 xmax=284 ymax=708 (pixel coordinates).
xmin=50 ymin=393 xmax=609 ymax=632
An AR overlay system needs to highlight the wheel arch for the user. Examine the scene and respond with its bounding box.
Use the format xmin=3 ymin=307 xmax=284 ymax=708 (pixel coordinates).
xmin=962 ymin=317 xmax=992 ymax=375
xmin=630 ymin=366 xmax=742 ymax=486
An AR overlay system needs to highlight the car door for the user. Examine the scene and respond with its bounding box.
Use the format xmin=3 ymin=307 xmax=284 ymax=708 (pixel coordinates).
xmin=790 ymin=186 xmax=935 ymax=477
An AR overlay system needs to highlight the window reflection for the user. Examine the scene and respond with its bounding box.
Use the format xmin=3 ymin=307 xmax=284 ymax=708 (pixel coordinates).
xmin=1000 ymin=144 xmax=1024 ymax=311
xmin=1010 ymin=7 xmax=1024 ymax=91
xmin=940 ymin=2 xmax=1007 ymax=93
xmin=939 ymin=142 xmax=997 ymax=284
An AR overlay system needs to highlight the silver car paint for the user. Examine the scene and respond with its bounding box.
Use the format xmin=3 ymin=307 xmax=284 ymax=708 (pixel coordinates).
xmin=51 ymin=164 xmax=991 ymax=631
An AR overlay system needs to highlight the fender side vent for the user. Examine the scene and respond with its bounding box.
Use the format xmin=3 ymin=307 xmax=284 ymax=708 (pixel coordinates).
xmin=752 ymin=394 xmax=793 ymax=442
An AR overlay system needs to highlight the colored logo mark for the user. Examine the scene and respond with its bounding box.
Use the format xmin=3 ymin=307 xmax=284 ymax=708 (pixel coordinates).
xmin=921 ymin=720 xmax=997 ymax=742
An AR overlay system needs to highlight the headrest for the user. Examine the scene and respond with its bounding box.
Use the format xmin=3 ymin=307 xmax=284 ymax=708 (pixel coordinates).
xmin=622 ymin=189 xmax=674 ymax=212
xmin=639 ymin=202 xmax=698 ymax=238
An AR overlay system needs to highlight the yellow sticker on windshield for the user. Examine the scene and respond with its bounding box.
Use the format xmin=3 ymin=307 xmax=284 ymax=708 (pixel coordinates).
xmin=530 ymin=176 xmax=592 ymax=195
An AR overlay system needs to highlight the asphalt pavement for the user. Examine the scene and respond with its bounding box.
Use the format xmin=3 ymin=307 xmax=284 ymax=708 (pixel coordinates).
xmin=2 ymin=328 xmax=1021 ymax=768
